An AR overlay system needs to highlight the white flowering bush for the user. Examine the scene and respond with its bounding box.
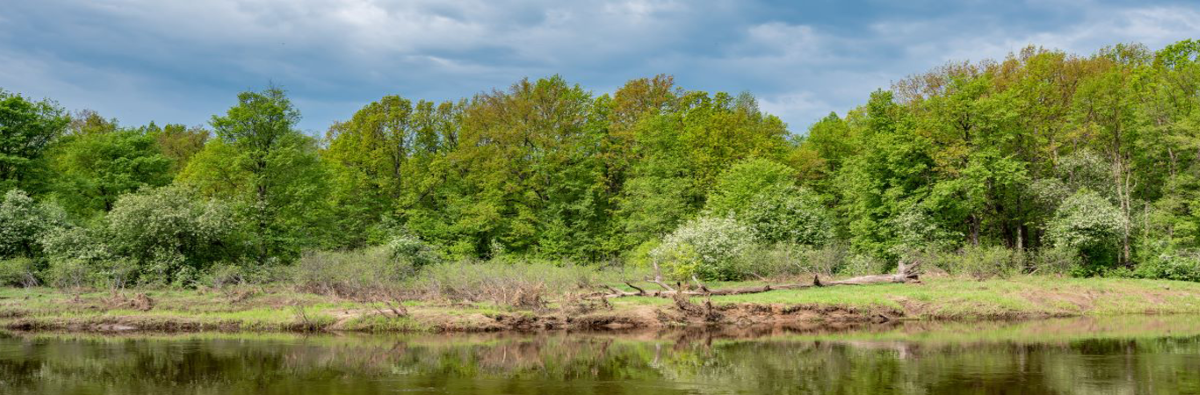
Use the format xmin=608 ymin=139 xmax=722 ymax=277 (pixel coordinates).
xmin=0 ymin=189 xmax=67 ymax=260
xmin=102 ymin=186 xmax=240 ymax=285
xmin=1047 ymin=188 xmax=1123 ymax=274
xmin=386 ymin=233 xmax=440 ymax=268
xmin=650 ymin=216 xmax=758 ymax=281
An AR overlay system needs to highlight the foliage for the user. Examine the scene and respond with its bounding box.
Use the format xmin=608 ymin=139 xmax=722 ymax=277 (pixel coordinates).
xmin=7 ymin=39 xmax=1200 ymax=285
xmin=0 ymin=90 xmax=69 ymax=193
xmin=181 ymin=87 xmax=330 ymax=263
xmin=292 ymin=247 xmax=414 ymax=298
xmin=650 ymin=216 xmax=757 ymax=281
xmin=38 ymin=226 xmax=113 ymax=289
xmin=1046 ymin=189 xmax=1124 ymax=274
xmin=706 ymin=158 xmax=834 ymax=246
xmin=0 ymin=189 xmax=67 ymax=260
xmin=705 ymin=158 xmax=796 ymax=215
xmin=1134 ymin=250 xmax=1200 ymax=282
xmin=102 ymin=186 xmax=241 ymax=284
xmin=46 ymin=129 xmax=173 ymax=217
xmin=385 ymin=233 xmax=441 ymax=268
xmin=931 ymin=246 xmax=1020 ymax=280
xmin=414 ymin=259 xmax=603 ymax=307
xmin=0 ymin=257 xmax=38 ymax=287
xmin=742 ymin=242 xmax=850 ymax=278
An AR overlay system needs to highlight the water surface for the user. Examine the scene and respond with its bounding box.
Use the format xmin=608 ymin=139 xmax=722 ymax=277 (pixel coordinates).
xmin=2 ymin=316 xmax=1199 ymax=394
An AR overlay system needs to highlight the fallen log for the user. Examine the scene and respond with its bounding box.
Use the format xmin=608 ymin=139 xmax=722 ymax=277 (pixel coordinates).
xmin=598 ymin=260 xmax=921 ymax=299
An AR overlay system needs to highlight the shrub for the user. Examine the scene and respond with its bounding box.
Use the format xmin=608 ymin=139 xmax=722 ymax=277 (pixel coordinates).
xmin=837 ymin=254 xmax=887 ymax=276
xmin=742 ymin=242 xmax=849 ymax=278
xmin=293 ymin=247 xmax=414 ymax=298
xmin=204 ymin=263 xmax=248 ymax=288
xmin=705 ymin=158 xmax=833 ymax=246
xmin=386 ymin=233 xmax=440 ymax=268
xmin=415 ymin=259 xmax=601 ymax=308
xmin=39 ymin=226 xmax=111 ymax=289
xmin=103 ymin=186 xmax=240 ymax=283
xmin=44 ymin=258 xmax=91 ymax=290
xmin=650 ymin=216 xmax=757 ymax=281
xmin=1046 ymin=188 xmax=1123 ymax=275
xmin=933 ymin=246 xmax=1019 ymax=280
xmin=738 ymin=185 xmax=834 ymax=245
xmin=1031 ymin=246 xmax=1078 ymax=275
xmin=0 ymin=189 xmax=67 ymax=260
xmin=0 ymin=257 xmax=39 ymax=287
xmin=798 ymin=243 xmax=851 ymax=276
xmin=1135 ymin=251 xmax=1200 ymax=282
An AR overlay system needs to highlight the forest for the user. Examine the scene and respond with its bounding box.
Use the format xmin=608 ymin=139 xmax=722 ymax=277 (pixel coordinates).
xmin=3 ymin=39 xmax=1200 ymax=291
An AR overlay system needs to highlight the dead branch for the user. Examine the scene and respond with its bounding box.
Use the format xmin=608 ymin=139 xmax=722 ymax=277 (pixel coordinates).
xmin=599 ymin=259 xmax=921 ymax=299
xmin=624 ymin=282 xmax=646 ymax=295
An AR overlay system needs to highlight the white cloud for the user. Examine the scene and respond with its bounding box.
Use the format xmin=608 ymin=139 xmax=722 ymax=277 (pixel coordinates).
xmin=2 ymin=0 xmax=1197 ymax=134
xmin=758 ymin=91 xmax=831 ymax=128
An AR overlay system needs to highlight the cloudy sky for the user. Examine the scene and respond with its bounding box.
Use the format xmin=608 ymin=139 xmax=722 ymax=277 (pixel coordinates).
xmin=2 ymin=0 xmax=1198 ymax=134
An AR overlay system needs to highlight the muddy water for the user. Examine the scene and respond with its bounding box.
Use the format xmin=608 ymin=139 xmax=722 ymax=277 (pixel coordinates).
xmin=2 ymin=316 xmax=1200 ymax=395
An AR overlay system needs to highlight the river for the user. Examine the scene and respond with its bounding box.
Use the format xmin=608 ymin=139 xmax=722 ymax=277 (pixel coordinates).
xmin=2 ymin=316 xmax=1199 ymax=394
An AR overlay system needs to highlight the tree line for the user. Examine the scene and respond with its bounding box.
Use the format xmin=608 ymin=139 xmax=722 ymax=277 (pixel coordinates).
xmin=3 ymin=40 xmax=1200 ymax=287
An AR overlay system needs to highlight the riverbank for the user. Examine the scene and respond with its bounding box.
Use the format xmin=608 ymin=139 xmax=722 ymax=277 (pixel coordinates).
xmin=3 ymin=276 xmax=1200 ymax=333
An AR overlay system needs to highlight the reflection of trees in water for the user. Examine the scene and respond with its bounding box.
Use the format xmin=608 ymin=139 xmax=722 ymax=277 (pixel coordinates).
xmin=1 ymin=331 xmax=1199 ymax=394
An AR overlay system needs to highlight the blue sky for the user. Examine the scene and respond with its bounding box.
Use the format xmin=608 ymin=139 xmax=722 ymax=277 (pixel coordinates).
xmin=2 ymin=0 xmax=1198 ymax=134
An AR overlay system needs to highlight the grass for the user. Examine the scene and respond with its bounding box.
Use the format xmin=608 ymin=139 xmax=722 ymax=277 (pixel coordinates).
xmin=710 ymin=275 xmax=1200 ymax=319
xmin=2 ymin=275 xmax=1200 ymax=332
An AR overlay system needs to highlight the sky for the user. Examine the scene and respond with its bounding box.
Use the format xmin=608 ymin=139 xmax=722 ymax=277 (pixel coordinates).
xmin=2 ymin=0 xmax=1199 ymax=134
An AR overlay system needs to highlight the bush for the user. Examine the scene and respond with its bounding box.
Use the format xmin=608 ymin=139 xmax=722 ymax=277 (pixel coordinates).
xmin=742 ymin=243 xmax=849 ymax=278
xmin=103 ymin=186 xmax=240 ymax=283
xmin=293 ymin=247 xmax=415 ymax=298
xmin=838 ymin=254 xmax=887 ymax=276
xmin=1135 ymin=251 xmax=1200 ymax=282
xmin=0 ymin=257 xmax=39 ymax=287
xmin=932 ymin=246 xmax=1019 ymax=280
xmin=1046 ymin=188 xmax=1124 ymax=275
xmin=44 ymin=258 xmax=91 ymax=290
xmin=650 ymin=216 xmax=758 ymax=281
xmin=203 ymin=263 xmax=248 ymax=288
xmin=0 ymin=189 xmax=67 ymax=260
xmin=1031 ymin=246 xmax=1078 ymax=275
xmin=415 ymin=259 xmax=602 ymax=308
xmin=800 ymin=243 xmax=852 ymax=276
xmin=39 ymin=226 xmax=112 ymax=289
xmin=386 ymin=233 xmax=440 ymax=268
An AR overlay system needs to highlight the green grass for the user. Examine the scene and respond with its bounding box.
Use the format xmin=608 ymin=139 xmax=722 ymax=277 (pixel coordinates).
xmin=706 ymin=275 xmax=1200 ymax=319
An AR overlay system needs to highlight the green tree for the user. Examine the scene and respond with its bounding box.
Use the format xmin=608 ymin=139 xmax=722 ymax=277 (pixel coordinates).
xmin=180 ymin=87 xmax=329 ymax=264
xmin=147 ymin=123 xmax=210 ymax=174
xmin=45 ymin=129 xmax=173 ymax=216
xmin=0 ymin=90 xmax=69 ymax=193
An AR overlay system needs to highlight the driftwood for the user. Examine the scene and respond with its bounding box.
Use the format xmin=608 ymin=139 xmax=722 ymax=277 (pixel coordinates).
xmin=600 ymin=260 xmax=921 ymax=299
